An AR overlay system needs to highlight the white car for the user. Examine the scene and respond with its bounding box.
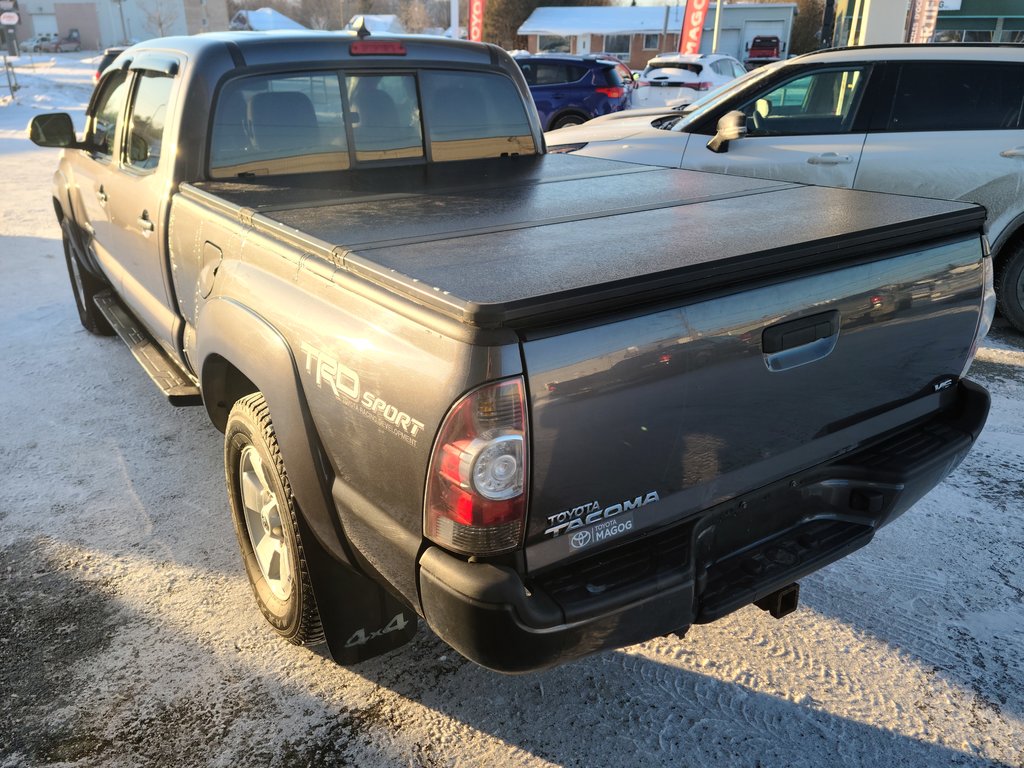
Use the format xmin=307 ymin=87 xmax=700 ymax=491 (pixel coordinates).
xmin=20 ymin=34 xmax=55 ymax=53
xmin=632 ymin=52 xmax=748 ymax=109
xmin=548 ymin=45 xmax=1024 ymax=333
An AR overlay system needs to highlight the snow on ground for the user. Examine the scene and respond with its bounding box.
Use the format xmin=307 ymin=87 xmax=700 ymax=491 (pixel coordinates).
xmin=1 ymin=55 xmax=1022 ymax=768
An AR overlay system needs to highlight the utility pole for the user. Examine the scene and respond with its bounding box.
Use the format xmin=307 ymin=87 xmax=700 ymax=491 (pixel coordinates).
xmin=820 ymin=0 xmax=835 ymax=48
xmin=449 ymin=0 xmax=458 ymax=37
xmin=113 ymin=0 xmax=128 ymax=44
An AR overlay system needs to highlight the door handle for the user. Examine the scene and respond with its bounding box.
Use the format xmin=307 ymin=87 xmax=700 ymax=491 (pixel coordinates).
xmin=762 ymin=310 xmax=841 ymax=372
xmin=137 ymin=212 xmax=155 ymax=233
xmin=807 ymin=152 xmax=852 ymax=165
xmin=1000 ymin=147 xmax=1024 ymax=158
xmin=97 ymin=186 xmax=108 ymax=205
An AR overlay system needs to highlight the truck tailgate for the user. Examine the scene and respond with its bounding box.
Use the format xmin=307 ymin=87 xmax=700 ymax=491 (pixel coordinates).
xmin=521 ymin=233 xmax=986 ymax=572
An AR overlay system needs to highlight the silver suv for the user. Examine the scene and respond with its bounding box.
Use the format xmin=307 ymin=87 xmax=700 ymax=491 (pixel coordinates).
xmin=549 ymin=45 xmax=1024 ymax=332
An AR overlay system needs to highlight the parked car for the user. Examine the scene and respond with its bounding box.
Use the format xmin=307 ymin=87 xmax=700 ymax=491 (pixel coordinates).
xmin=632 ymin=52 xmax=747 ymax=109
xmin=20 ymin=34 xmax=55 ymax=53
xmin=41 ymin=30 xmax=81 ymax=52
xmin=588 ymin=52 xmax=636 ymax=98
xmin=514 ymin=53 xmax=630 ymax=130
xmin=94 ymin=47 xmax=127 ymax=83
xmin=745 ymin=35 xmax=783 ymax=68
xmin=547 ymin=44 xmax=1024 ymax=332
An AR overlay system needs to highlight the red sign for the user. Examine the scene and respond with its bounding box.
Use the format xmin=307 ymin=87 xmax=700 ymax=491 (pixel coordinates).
xmin=908 ymin=0 xmax=940 ymax=44
xmin=678 ymin=0 xmax=709 ymax=55
xmin=469 ymin=0 xmax=486 ymax=42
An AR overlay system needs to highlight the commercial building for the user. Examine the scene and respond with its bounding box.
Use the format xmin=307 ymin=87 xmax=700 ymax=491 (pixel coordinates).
xmin=15 ymin=0 xmax=229 ymax=50
xmin=834 ymin=0 xmax=1024 ymax=46
xmin=518 ymin=3 xmax=797 ymax=72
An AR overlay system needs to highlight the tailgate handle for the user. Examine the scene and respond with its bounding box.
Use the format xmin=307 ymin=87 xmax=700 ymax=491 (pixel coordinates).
xmin=762 ymin=310 xmax=840 ymax=372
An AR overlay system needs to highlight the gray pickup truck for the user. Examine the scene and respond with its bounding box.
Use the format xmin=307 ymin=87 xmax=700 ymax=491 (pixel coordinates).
xmin=30 ymin=31 xmax=993 ymax=673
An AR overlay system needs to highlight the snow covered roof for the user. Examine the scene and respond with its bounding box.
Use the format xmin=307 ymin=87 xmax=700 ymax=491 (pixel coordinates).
xmin=346 ymin=15 xmax=407 ymax=34
xmin=520 ymin=6 xmax=685 ymax=36
xmin=518 ymin=3 xmax=796 ymax=36
xmin=230 ymin=8 xmax=306 ymax=31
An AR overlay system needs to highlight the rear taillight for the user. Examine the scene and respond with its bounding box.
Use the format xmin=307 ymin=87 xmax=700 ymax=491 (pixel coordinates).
xmin=425 ymin=377 xmax=528 ymax=556
xmin=595 ymin=86 xmax=625 ymax=99
xmin=961 ymin=253 xmax=997 ymax=378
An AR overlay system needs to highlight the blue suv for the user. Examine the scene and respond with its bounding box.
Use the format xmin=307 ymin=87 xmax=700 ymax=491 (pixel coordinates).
xmin=515 ymin=54 xmax=631 ymax=131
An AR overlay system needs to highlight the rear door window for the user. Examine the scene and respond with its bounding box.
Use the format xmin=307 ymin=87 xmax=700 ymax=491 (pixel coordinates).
xmin=887 ymin=62 xmax=1024 ymax=131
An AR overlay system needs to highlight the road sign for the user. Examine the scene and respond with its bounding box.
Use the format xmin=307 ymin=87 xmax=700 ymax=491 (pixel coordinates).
xmin=0 ymin=11 xmax=18 ymax=24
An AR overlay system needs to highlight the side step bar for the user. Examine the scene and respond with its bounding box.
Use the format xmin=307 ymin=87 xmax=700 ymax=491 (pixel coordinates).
xmin=93 ymin=292 xmax=202 ymax=406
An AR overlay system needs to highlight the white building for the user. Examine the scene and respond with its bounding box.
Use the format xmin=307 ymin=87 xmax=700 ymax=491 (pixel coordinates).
xmin=18 ymin=0 xmax=230 ymax=50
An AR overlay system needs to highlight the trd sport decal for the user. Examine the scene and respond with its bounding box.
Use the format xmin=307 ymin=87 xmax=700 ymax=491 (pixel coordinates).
xmin=301 ymin=341 xmax=425 ymax=445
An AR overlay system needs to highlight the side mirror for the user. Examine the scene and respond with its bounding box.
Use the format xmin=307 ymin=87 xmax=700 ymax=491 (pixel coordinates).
xmin=28 ymin=113 xmax=83 ymax=149
xmin=706 ymin=110 xmax=747 ymax=154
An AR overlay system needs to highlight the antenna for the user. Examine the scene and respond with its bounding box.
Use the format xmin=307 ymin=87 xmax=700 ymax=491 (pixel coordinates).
xmin=353 ymin=16 xmax=371 ymax=39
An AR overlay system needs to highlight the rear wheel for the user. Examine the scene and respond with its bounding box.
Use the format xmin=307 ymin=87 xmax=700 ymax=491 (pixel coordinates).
xmin=61 ymin=219 xmax=113 ymax=336
xmin=225 ymin=392 xmax=324 ymax=645
xmin=996 ymin=241 xmax=1024 ymax=333
xmin=551 ymin=113 xmax=587 ymax=130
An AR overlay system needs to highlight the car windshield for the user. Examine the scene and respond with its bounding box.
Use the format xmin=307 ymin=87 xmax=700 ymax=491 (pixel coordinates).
xmin=664 ymin=59 xmax=786 ymax=131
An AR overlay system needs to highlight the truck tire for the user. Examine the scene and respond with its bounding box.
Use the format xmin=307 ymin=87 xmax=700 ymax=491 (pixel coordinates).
xmin=996 ymin=240 xmax=1024 ymax=333
xmin=225 ymin=392 xmax=324 ymax=645
xmin=61 ymin=219 xmax=113 ymax=336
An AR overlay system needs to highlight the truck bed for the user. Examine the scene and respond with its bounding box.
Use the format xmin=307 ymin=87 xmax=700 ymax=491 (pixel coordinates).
xmin=186 ymin=154 xmax=985 ymax=328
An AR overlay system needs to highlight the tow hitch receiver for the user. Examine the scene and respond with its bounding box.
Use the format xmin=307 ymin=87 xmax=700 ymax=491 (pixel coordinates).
xmin=755 ymin=582 xmax=800 ymax=619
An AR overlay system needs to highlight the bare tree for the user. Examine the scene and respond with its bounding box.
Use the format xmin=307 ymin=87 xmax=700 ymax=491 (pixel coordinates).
xmin=400 ymin=0 xmax=433 ymax=33
xmin=142 ymin=0 xmax=180 ymax=36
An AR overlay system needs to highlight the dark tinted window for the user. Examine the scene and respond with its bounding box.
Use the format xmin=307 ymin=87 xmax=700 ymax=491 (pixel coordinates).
xmin=421 ymin=70 xmax=535 ymax=161
xmin=889 ymin=63 xmax=1024 ymax=131
xmin=520 ymin=62 xmax=588 ymax=85
xmin=601 ymin=65 xmax=624 ymax=87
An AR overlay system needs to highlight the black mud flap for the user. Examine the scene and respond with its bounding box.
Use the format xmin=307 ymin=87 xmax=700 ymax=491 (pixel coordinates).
xmin=296 ymin=512 xmax=418 ymax=664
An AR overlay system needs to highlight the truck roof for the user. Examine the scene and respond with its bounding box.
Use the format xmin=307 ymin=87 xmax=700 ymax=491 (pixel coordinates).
xmin=187 ymin=155 xmax=984 ymax=329
xmin=112 ymin=30 xmax=503 ymax=69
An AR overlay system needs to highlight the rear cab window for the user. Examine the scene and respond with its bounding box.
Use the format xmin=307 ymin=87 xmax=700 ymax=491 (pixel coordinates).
xmin=209 ymin=67 xmax=536 ymax=178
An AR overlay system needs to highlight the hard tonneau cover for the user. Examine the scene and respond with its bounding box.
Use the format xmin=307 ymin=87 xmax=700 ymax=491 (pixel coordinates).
xmin=187 ymin=154 xmax=985 ymax=328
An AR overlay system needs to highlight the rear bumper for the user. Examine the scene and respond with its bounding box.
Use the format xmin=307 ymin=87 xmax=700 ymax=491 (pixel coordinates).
xmin=417 ymin=380 xmax=989 ymax=673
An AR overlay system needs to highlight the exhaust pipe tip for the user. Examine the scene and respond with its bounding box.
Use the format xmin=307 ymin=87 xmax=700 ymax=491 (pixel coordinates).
xmin=754 ymin=582 xmax=800 ymax=619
